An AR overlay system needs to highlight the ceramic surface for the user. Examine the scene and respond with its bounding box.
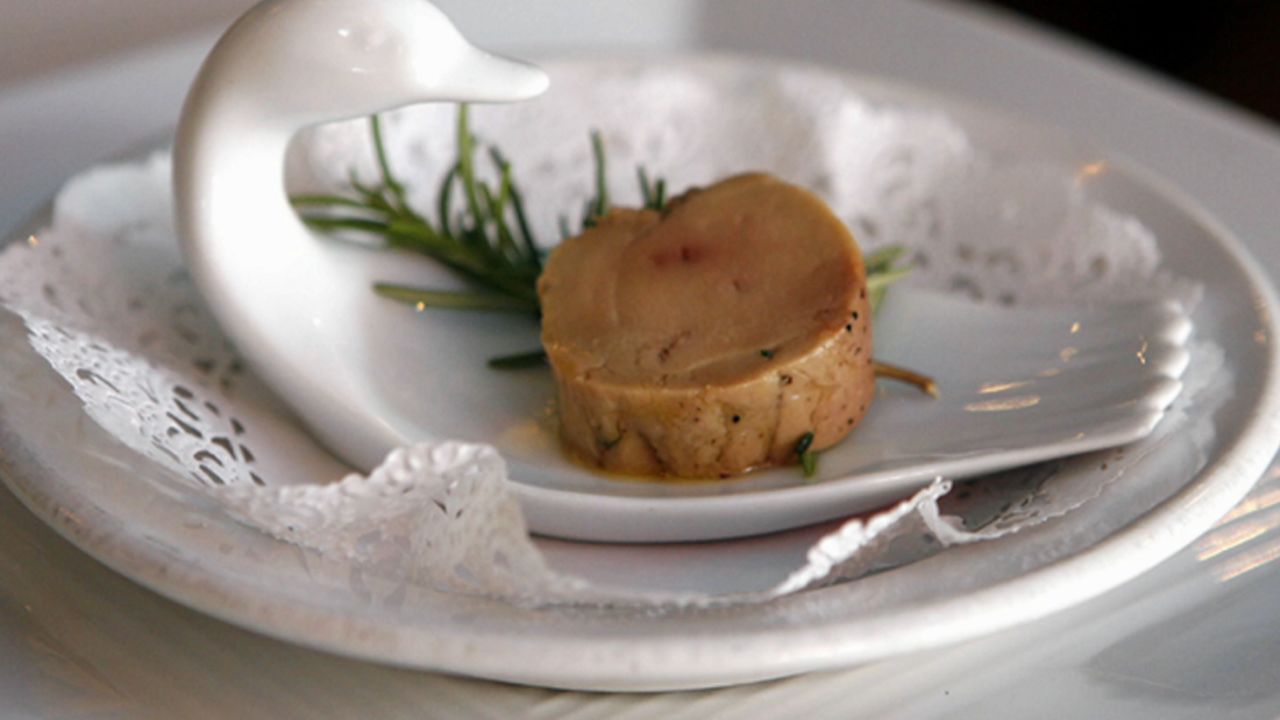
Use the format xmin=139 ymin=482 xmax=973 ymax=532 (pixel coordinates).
xmin=3 ymin=65 xmax=1278 ymax=689
xmin=6 ymin=1 xmax=1280 ymax=709
xmin=172 ymin=1 xmax=1196 ymax=541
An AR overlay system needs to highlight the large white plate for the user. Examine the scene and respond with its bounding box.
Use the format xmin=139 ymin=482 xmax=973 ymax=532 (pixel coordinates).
xmin=1 ymin=57 xmax=1278 ymax=690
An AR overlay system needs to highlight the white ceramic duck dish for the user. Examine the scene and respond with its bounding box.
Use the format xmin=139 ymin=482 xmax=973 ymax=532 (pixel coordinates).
xmin=173 ymin=0 xmax=547 ymax=470
xmin=172 ymin=10 xmax=1194 ymax=542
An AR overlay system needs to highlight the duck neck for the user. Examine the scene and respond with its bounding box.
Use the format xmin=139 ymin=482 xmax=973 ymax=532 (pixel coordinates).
xmin=173 ymin=79 xmax=323 ymax=322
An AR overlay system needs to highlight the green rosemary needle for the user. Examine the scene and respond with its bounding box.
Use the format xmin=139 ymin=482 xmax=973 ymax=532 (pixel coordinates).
xmin=372 ymin=283 xmax=538 ymax=314
xmin=795 ymin=431 xmax=819 ymax=478
xmin=487 ymin=350 xmax=550 ymax=370
xmin=637 ymin=166 xmax=668 ymax=212
xmin=863 ymin=245 xmax=913 ymax=314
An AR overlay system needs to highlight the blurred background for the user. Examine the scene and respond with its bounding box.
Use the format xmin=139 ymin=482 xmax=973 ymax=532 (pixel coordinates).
xmin=0 ymin=0 xmax=1276 ymax=122
xmin=969 ymin=0 xmax=1280 ymax=122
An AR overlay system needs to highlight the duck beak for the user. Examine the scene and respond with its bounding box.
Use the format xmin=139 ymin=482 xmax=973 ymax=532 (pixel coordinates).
xmin=440 ymin=46 xmax=549 ymax=103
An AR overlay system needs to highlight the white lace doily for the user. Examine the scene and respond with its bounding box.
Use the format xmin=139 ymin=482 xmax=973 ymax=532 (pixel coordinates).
xmin=0 ymin=59 xmax=1210 ymax=607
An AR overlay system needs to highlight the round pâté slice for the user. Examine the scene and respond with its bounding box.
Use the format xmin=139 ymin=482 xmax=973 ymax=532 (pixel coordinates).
xmin=538 ymin=172 xmax=874 ymax=478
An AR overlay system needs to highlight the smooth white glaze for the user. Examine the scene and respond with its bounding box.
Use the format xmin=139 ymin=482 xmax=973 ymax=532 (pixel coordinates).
xmin=4 ymin=54 xmax=1279 ymax=691
xmin=172 ymin=0 xmax=547 ymax=469
xmin=171 ymin=45 xmax=1200 ymax=541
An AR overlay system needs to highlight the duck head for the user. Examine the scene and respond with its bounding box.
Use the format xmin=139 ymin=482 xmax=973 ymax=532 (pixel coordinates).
xmin=190 ymin=0 xmax=548 ymax=128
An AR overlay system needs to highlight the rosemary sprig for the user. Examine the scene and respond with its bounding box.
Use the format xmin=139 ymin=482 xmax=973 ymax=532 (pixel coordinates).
xmin=292 ymin=105 xmax=931 ymax=399
xmin=294 ymin=108 xmax=542 ymax=313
